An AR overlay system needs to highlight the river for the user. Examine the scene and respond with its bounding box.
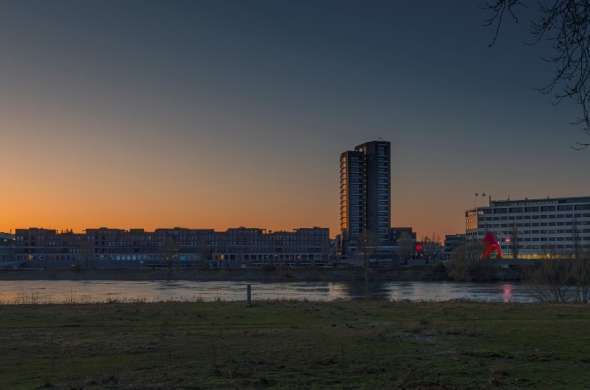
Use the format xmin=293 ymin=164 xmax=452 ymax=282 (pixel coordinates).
xmin=0 ymin=280 xmax=536 ymax=304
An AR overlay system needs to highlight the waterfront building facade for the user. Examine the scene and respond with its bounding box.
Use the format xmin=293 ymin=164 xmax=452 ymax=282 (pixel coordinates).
xmin=465 ymin=196 xmax=590 ymax=259
xmin=14 ymin=227 xmax=331 ymax=266
xmin=0 ymin=232 xmax=14 ymax=262
xmin=339 ymin=140 xmax=392 ymax=256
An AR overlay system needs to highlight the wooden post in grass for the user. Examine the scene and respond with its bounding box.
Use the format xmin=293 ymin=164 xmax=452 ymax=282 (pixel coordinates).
xmin=246 ymin=284 xmax=252 ymax=305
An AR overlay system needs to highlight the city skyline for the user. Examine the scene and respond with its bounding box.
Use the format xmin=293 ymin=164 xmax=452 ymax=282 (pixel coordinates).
xmin=3 ymin=3 xmax=590 ymax=389
xmin=2 ymin=1 xmax=590 ymax=239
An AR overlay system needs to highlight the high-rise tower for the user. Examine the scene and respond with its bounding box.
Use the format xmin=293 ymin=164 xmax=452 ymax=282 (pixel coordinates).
xmin=339 ymin=140 xmax=391 ymax=255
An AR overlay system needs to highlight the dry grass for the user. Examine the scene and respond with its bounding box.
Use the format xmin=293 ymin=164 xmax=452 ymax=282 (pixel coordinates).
xmin=1 ymin=300 xmax=589 ymax=389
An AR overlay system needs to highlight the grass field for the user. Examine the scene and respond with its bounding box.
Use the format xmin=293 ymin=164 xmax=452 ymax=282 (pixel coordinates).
xmin=1 ymin=300 xmax=589 ymax=389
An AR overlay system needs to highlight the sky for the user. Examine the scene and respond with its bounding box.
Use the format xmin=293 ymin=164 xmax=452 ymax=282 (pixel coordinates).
xmin=1 ymin=0 xmax=589 ymax=239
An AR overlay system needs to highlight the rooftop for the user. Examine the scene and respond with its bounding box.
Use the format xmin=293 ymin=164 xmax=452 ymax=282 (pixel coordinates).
xmin=488 ymin=196 xmax=590 ymax=207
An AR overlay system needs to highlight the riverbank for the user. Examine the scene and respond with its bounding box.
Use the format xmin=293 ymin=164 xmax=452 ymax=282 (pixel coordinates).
xmin=0 ymin=264 xmax=521 ymax=282
xmin=1 ymin=300 xmax=588 ymax=389
xmin=0 ymin=266 xmax=448 ymax=282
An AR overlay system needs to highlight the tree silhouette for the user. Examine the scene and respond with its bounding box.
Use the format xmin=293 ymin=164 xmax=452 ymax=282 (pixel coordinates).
xmin=79 ymin=235 xmax=95 ymax=270
xmin=161 ymin=236 xmax=178 ymax=270
xmin=397 ymin=232 xmax=415 ymax=261
xmin=358 ymin=231 xmax=377 ymax=284
xmin=486 ymin=0 xmax=590 ymax=148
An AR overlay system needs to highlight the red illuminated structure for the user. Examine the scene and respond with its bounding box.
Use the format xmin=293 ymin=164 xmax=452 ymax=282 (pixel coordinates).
xmin=481 ymin=231 xmax=503 ymax=260
xmin=415 ymin=242 xmax=424 ymax=254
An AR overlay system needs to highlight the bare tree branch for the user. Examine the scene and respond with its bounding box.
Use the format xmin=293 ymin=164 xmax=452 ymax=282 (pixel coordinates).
xmin=486 ymin=0 xmax=590 ymax=149
xmin=485 ymin=0 xmax=524 ymax=47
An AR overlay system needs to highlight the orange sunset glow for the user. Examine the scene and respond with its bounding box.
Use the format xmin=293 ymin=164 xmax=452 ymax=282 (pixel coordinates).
xmin=1 ymin=1 xmax=589 ymax=241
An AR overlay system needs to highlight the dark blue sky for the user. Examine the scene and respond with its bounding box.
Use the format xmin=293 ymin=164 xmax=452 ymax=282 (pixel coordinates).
xmin=1 ymin=0 xmax=588 ymax=237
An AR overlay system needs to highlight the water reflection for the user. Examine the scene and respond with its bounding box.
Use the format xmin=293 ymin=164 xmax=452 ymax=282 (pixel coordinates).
xmin=0 ymin=280 xmax=536 ymax=304
xmin=502 ymin=283 xmax=513 ymax=303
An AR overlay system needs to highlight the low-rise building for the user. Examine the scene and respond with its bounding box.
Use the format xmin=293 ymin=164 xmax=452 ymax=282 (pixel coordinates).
xmin=0 ymin=232 xmax=15 ymax=262
xmin=390 ymin=227 xmax=417 ymax=260
xmin=14 ymin=226 xmax=331 ymax=266
xmin=14 ymin=228 xmax=78 ymax=262
xmin=390 ymin=227 xmax=417 ymax=243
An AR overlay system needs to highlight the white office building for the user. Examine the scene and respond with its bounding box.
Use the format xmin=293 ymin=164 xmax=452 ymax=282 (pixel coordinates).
xmin=466 ymin=196 xmax=590 ymax=259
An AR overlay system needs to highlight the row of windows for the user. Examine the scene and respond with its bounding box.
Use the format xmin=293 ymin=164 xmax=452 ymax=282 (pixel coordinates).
xmin=482 ymin=204 xmax=590 ymax=214
xmin=479 ymin=213 xmax=590 ymax=221
xmin=20 ymin=240 xmax=328 ymax=249
xmin=477 ymin=233 xmax=589 ymax=241
xmin=19 ymin=254 xmax=325 ymax=262
xmin=482 ymin=229 xmax=590 ymax=235
xmin=503 ymin=236 xmax=590 ymax=242
xmin=510 ymin=244 xmax=590 ymax=250
xmin=479 ymin=221 xmax=590 ymax=228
